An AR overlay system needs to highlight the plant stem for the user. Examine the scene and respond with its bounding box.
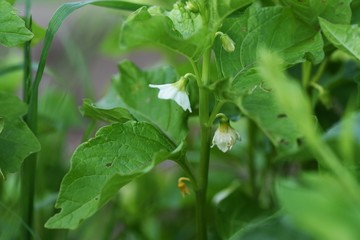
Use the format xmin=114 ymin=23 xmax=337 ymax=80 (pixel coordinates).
xmin=21 ymin=0 xmax=37 ymax=239
xmin=302 ymin=60 xmax=312 ymax=89
xmin=196 ymin=48 xmax=211 ymax=240
xmin=247 ymin=120 xmax=257 ymax=198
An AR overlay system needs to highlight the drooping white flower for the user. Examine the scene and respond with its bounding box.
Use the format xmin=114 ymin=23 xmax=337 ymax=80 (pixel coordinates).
xmin=211 ymin=119 xmax=241 ymax=152
xmin=149 ymin=77 xmax=192 ymax=112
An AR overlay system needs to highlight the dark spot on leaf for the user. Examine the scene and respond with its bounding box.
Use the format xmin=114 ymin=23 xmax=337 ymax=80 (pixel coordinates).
xmin=296 ymin=138 xmax=303 ymax=146
xmin=277 ymin=113 xmax=287 ymax=119
xmin=105 ymin=163 xmax=113 ymax=167
xmin=279 ymin=139 xmax=289 ymax=145
xmin=95 ymin=197 xmax=99 ymax=201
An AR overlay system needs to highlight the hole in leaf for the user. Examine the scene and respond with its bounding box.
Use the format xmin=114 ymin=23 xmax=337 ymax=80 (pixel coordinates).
xmin=296 ymin=138 xmax=303 ymax=146
xmin=105 ymin=163 xmax=113 ymax=167
xmin=277 ymin=113 xmax=287 ymax=119
xmin=279 ymin=139 xmax=289 ymax=145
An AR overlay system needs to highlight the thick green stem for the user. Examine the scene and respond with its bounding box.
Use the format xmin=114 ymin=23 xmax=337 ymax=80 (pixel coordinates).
xmin=21 ymin=0 xmax=37 ymax=239
xmin=196 ymin=49 xmax=211 ymax=240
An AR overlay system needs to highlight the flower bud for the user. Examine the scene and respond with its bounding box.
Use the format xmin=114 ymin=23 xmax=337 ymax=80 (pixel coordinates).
xmin=185 ymin=0 xmax=199 ymax=13
xmin=220 ymin=34 xmax=235 ymax=52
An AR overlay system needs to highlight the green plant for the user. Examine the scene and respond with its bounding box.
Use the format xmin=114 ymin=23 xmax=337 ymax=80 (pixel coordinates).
xmin=1 ymin=0 xmax=360 ymax=239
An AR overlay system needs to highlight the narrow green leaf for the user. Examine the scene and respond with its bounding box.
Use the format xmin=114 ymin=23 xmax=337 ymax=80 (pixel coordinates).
xmin=112 ymin=61 xmax=188 ymax=142
xmin=119 ymin=3 xmax=211 ymax=59
xmin=0 ymin=93 xmax=40 ymax=175
xmin=281 ymin=0 xmax=352 ymax=25
xmin=319 ymin=18 xmax=360 ymax=61
xmin=276 ymin=174 xmax=360 ymax=240
xmin=0 ymin=0 xmax=33 ymax=47
xmin=45 ymin=121 xmax=177 ymax=229
xmin=80 ymin=98 xmax=135 ymax=123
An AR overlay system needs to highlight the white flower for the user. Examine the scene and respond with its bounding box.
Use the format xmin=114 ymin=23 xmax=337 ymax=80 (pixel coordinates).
xmin=149 ymin=77 xmax=192 ymax=112
xmin=211 ymin=120 xmax=241 ymax=152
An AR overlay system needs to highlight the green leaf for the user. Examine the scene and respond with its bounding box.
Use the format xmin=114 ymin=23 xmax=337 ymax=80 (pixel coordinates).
xmin=112 ymin=61 xmax=188 ymax=142
xmin=239 ymin=87 xmax=302 ymax=153
xmin=213 ymin=183 xmax=267 ymax=239
xmin=276 ymin=174 xmax=360 ymax=240
xmin=119 ymin=3 xmax=211 ymax=59
xmin=45 ymin=121 xmax=177 ymax=229
xmin=0 ymin=92 xmax=40 ymax=175
xmin=319 ymin=18 xmax=360 ymax=61
xmin=230 ymin=214 xmax=312 ymax=240
xmin=80 ymin=98 xmax=135 ymax=123
xmin=30 ymin=20 xmax=46 ymax=46
xmin=0 ymin=117 xmax=4 ymax=134
xmin=216 ymin=5 xmax=324 ymax=83
xmin=210 ymin=0 xmax=253 ymax=24
xmin=0 ymin=0 xmax=33 ymax=47
xmin=280 ymin=0 xmax=352 ymax=25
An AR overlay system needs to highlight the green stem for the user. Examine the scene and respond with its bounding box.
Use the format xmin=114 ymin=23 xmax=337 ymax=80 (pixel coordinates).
xmin=21 ymin=0 xmax=36 ymax=239
xmin=196 ymin=48 xmax=211 ymax=240
xmin=247 ymin=120 xmax=257 ymax=198
xmin=302 ymin=61 xmax=312 ymax=89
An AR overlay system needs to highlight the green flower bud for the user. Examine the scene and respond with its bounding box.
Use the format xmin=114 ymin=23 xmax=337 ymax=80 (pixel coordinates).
xmin=185 ymin=0 xmax=199 ymax=13
xmin=220 ymin=34 xmax=235 ymax=52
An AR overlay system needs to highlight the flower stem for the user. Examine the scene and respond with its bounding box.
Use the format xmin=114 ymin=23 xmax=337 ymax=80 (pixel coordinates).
xmin=21 ymin=0 xmax=37 ymax=239
xmin=196 ymin=48 xmax=211 ymax=240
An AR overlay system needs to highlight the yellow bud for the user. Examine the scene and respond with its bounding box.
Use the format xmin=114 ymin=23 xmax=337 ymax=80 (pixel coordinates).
xmin=178 ymin=177 xmax=191 ymax=197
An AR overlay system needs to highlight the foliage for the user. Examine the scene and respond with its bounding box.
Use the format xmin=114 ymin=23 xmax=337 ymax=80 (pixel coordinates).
xmin=1 ymin=0 xmax=360 ymax=239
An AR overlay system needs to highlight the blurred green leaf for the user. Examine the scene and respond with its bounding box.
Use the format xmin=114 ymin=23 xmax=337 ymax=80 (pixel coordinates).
xmin=0 ymin=92 xmax=40 ymax=175
xmin=119 ymin=3 xmax=211 ymax=59
xmin=319 ymin=18 xmax=360 ymax=61
xmin=280 ymin=0 xmax=352 ymax=25
xmin=276 ymin=174 xmax=360 ymax=240
xmin=45 ymin=121 xmax=177 ymax=229
xmin=0 ymin=0 xmax=33 ymax=47
xmin=30 ymin=20 xmax=46 ymax=46
xmin=230 ymin=214 xmax=312 ymax=240
xmin=38 ymin=89 xmax=81 ymax=129
xmin=213 ymin=183 xmax=267 ymax=239
xmin=80 ymin=98 xmax=135 ymax=123
xmin=113 ymin=61 xmax=188 ymax=143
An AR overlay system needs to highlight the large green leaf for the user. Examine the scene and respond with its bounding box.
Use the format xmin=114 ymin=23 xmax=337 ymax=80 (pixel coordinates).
xmin=0 ymin=93 xmax=40 ymax=175
xmin=280 ymin=0 xmax=352 ymax=25
xmin=80 ymin=98 xmax=135 ymax=123
xmin=239 ymin=87 xmax=302 ymax=153
xmin=319 ymin=18 xmax=360 ymax=61
xmin=112 ymin=61 xmax=188 ymax=143
xmin=276 ymin=174 xmax=360 ymax=240
xmin=214 ymin=6 xmax=318 ymax=153
xmin=119 ymin=2 xmax=211 ymax=59
xmin=45 ymin=121 xmax=177 ymax=229
xmin=216 ymin=5 xmax=324 ymax=82
xmin=0 ymin=0 xmax=33 ymax=47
